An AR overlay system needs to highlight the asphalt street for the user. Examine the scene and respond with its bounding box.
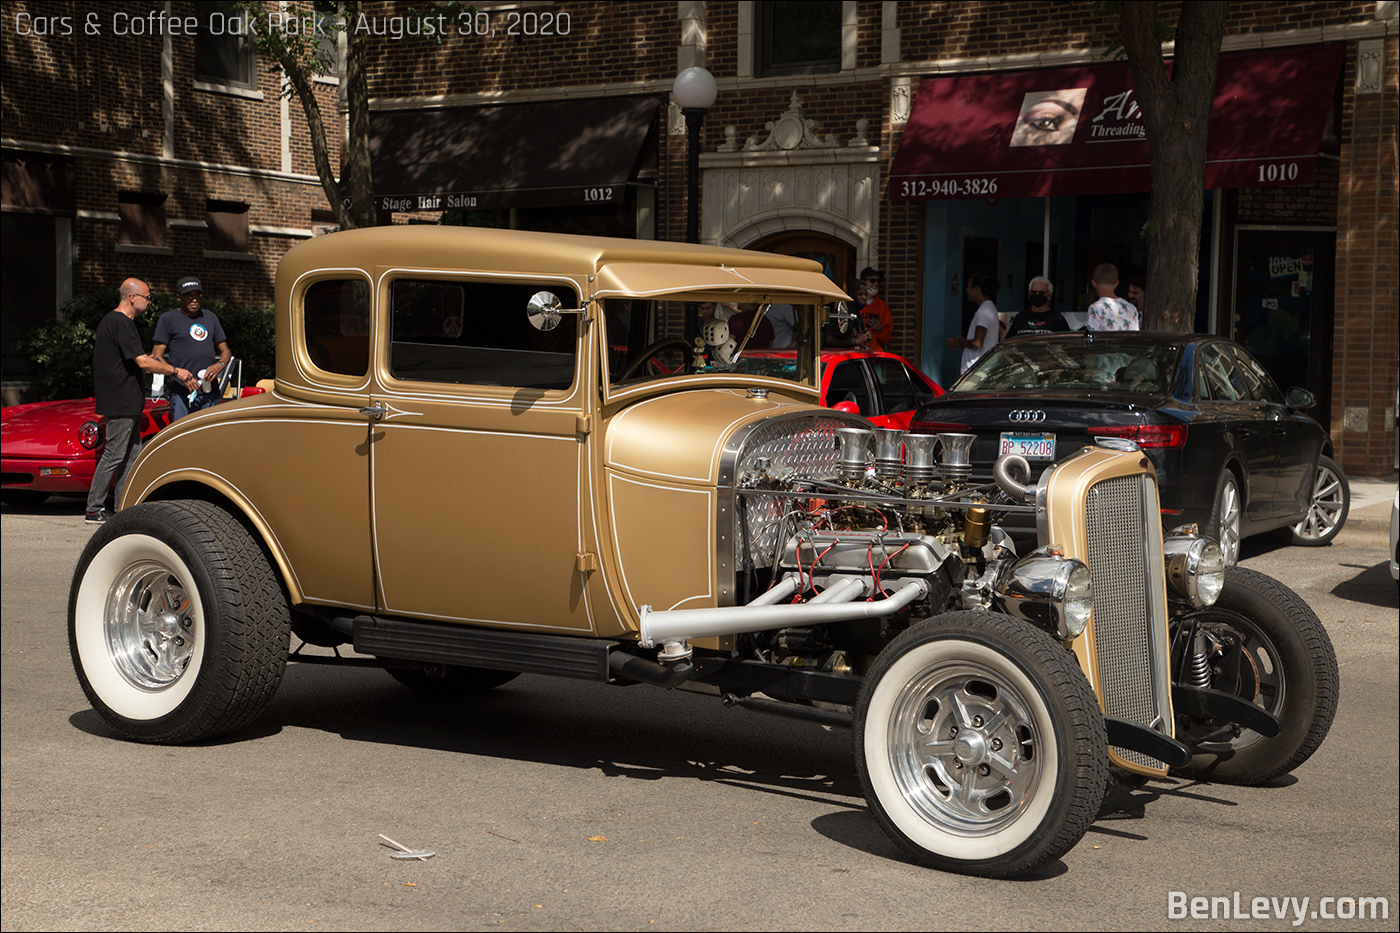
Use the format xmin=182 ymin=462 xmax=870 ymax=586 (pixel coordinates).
xmin=2 ymin=482 xmax=1396 ymax=931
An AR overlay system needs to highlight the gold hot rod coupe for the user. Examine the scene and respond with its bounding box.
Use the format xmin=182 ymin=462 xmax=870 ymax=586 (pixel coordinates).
xmin=69 ymin=227 xmax=1337 ymax=877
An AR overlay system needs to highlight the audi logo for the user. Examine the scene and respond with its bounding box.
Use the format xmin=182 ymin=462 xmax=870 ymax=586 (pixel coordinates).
xmin=1008 ymin=410 xmax=1047 ymax=423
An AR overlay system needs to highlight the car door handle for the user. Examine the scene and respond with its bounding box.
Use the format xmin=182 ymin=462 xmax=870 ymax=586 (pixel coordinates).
xmin=360 ymin=403 xmax=388 ymax=421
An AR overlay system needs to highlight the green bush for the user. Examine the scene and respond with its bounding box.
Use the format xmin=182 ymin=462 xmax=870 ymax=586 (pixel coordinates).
xmin=20 ymin=289 xmax=275 ymax=401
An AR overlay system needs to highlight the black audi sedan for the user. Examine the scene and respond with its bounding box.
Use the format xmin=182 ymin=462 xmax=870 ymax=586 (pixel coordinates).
xmin=909 ymin=332 xmax=1348 ymax=563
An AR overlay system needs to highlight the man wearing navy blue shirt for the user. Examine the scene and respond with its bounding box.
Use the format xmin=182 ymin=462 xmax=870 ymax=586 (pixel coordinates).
xmin=152 ymin=276 xmax=232 ymax=421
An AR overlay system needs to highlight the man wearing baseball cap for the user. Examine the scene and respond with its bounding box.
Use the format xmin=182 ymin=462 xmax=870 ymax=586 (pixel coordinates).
xmin=152 ymin=275 xmax=233 ymax=421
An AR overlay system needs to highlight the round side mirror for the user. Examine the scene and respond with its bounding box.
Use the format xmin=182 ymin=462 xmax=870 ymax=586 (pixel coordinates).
xmin=527 ymin=291 xmax=562 ymax=332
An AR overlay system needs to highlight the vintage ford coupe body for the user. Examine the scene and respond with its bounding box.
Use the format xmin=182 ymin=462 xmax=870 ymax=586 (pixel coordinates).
xmin=70 ymin=227 xmax=1337 ymax=876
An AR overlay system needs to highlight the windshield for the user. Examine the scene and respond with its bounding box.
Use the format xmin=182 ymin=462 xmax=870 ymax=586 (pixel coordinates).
xmin=956 ymin=336 xmax=1182 ymax=396
xmin=604 ymin=298 xmax=820 ymax=390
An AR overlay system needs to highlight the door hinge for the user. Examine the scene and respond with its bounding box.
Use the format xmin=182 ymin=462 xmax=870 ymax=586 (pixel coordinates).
xmin=576 ymin=413 xmax=591 ymax=435
xmin=575 ymin=551 xmax=598 ymax=573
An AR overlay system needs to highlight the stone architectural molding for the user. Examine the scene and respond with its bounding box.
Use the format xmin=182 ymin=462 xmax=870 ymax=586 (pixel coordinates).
xmin=891 ymin=78 xmax=912 ymax=125
xmin=701 ymin=92 xmax=880 ymax=269
xmin=1356 ymin=39 xmax=1385 ymax=92
xmin=738 ymin=91 xmax=842 ymax=152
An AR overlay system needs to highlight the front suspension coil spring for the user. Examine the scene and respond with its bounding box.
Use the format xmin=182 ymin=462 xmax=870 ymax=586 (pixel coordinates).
xmin=1183 ymin=631 xmax=1213 ymax=688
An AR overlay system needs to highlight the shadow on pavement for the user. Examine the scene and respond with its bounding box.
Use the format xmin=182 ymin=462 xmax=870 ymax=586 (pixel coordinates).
xmin=1331 ymin=561 xmax=1399 ymax=608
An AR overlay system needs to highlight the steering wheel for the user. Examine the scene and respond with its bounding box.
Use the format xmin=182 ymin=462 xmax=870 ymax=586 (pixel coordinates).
xmin=619 ymin=337 xmax=693 ymax=381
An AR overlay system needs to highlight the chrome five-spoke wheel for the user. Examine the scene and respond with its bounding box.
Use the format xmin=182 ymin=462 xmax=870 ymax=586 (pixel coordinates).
xmin=887 ymin=661 xmax=1043 ymax=837
xmin=1212 ymin=472 xmax=1242 ymax=566
xmin=105 ymin=560 xmax=198 ymax=690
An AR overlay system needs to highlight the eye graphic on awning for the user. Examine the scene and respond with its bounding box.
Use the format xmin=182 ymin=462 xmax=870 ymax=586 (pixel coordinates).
xmin=889 ymin=45 xmax=1344 ymax=201
xmin=1009 ymin=88 xmax=1089 ymax=148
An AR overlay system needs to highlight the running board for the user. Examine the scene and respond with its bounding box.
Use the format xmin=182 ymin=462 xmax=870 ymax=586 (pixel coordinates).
xmin=348 ymin=615 xmax=617 ymax=681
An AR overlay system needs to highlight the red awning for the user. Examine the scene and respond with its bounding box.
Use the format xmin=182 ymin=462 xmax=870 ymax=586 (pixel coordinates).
xmin=889 ymin=46 xmax=1344 ymax=201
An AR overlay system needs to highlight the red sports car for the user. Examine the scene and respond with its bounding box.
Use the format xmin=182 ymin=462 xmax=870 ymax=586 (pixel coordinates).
xmin=1 ymin=397 xmax=173 ymax=506
xmin=3 ymin=359 xmax=266 ymax=507
xmin=743 ymin=349 xmax=944 ymax=429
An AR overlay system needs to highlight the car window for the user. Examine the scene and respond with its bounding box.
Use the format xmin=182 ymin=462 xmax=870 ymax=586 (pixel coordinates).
xmin=1226 ymin=345 xmax=1284 ymax=404
xmin=1195 ymin=344 xmax=1242 ymax=402
xmin=955 ymin=338 xmax=1178 ymax=396
xmin=389 ymin=279 xmax=578 ymax=390
xmin=869 ymin=358 xmax=918 ymax=413
xmin=1192 ymin=350 xmax=1211 ymax=400
xmin=827 ymin=359 xmax=872 ymax=415
xmin=605 ymin=300 xmax=820 ymax=392
xmin=604 ymin=299 xmax=653 ymax=380
xmin=303 ymin=279 xmax=371 ymax=377
xmin=910 ymin=368 xmax=938 ymax=406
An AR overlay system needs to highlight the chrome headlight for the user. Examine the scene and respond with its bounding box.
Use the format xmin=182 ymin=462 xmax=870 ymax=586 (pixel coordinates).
xmin=1164 ymin=528 xmax=1225 ymax=608
xmin=997 ymin=546 xmax=1093 ymax=640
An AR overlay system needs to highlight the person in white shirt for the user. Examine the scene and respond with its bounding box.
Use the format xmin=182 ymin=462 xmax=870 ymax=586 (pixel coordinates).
xmin=1086 ymin=263 xmax=1140 ymax=331
xmin=947 ymin=272 xmax=1001 ymax=373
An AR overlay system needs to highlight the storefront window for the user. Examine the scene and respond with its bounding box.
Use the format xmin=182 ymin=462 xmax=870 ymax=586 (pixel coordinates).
xmin=919 ymin=191 xmax=1213 ymax=386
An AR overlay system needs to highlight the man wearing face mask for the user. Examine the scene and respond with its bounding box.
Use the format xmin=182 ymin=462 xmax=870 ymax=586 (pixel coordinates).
xmin=1005 ymin=275 xmax=1070 ymax=338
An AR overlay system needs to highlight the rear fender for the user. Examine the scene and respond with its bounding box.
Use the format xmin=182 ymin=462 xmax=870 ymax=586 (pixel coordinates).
xmin=133 ymin=474 xmax=306 ymax=606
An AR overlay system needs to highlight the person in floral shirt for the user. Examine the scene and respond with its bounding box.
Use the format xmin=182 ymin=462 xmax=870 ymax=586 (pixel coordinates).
xmin=1086 ymin=263 xmax=1140 ymax=331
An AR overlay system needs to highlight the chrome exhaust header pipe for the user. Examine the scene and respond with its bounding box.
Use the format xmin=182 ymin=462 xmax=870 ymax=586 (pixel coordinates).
xmin=638 ymin=577 xmax=929 ymax=650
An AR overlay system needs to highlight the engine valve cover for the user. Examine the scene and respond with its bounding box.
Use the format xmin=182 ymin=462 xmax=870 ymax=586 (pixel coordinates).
xmin=779 ymin=531 xmax=952 ymax=586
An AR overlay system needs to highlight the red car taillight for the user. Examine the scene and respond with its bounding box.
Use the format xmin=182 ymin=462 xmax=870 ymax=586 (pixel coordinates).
xmin=79 ymin=420 xmax=103 ymax=449
xmin=1088 ymin=423 xmax=1188 ymax=448
xmin=909 ymin=420 xmax=970 ymax=435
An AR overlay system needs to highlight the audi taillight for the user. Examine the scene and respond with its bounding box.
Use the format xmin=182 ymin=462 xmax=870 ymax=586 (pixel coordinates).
xmin=1088 ymin=423 xmax=1188 ymax=449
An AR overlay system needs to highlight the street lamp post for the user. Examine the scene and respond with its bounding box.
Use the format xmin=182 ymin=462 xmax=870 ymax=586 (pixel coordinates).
xmin=672 ymin=66 xmax=717 ymax=245
xmin=673 ymin=66 xmax=717 ymax=350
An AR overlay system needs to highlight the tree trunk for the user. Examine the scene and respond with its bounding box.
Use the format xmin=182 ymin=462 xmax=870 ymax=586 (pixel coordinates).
xmin=266 ymin=2 xmax=375 ymax=231
xmin=1118 ymin=2 xmax=1229 ymax=331
xmin=342 ymin=21 xmax=376 ymax=230
xmin=279 ymin=60 xmax=353 ymax=229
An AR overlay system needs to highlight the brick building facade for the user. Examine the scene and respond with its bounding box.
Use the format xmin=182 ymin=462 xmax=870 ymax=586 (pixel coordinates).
xmin=2 ymin=1 xmax=1396 ymax=476
xmin=2 ymin=0 xmax=345 ymax=397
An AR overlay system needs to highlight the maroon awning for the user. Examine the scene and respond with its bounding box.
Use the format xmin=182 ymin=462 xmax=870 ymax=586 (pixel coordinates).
xmin=889 ymin=46 xmax=1344 ymax=201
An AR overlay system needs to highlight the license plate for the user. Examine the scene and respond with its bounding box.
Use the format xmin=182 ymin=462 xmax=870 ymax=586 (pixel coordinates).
xmin=1000 ymin=432 xmax=1056 ymax=460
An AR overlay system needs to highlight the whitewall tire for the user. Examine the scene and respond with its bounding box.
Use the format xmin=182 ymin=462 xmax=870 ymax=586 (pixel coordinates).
xmin=69 ymin=501 xmax=290 ymax=744
xmin=854 ymin=612 xmax=1107 ymax=877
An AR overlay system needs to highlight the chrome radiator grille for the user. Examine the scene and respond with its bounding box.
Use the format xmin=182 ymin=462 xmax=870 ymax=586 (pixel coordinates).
xmin=733 ymin=416 xmax=847 ymax=569
xmin=1085 ymin=474 xmax=1172 ymax=768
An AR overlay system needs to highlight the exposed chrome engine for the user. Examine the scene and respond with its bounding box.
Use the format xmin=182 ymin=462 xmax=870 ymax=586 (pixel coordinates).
xmin=641 ymin=419 xmax=1083 ymax=661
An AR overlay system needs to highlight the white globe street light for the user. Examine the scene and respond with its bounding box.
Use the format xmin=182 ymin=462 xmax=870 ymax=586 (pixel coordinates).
xmin=672 ymin=66 xmax=717 ymax=111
